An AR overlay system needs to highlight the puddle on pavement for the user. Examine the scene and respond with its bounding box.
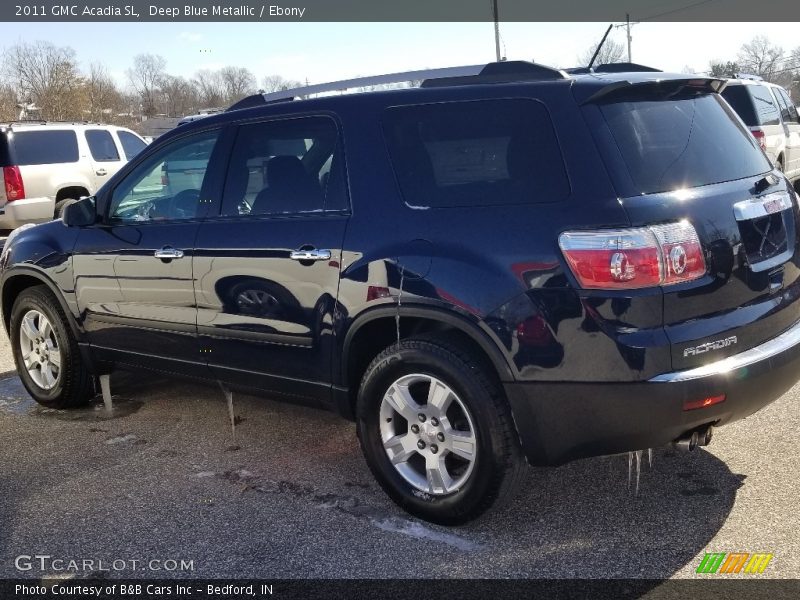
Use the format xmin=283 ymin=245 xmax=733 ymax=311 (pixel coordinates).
xmin=0 ymin=376 xmax=142 ymax=421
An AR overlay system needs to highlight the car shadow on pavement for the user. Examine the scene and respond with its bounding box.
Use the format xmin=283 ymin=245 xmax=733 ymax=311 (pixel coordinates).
xmin=471 ymin=447 xmax=744 ymax=579
xmin=0 ymin=369 xmax=743 ymax=582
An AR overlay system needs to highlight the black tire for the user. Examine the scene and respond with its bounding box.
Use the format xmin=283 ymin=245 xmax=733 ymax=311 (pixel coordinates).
xmin=10 ymin=285 xmax=92 ymax=408
xmin=54 ymin=198 xmax=78 ymax=219
xmin=356 ymin=336 xmax=525 ymax=525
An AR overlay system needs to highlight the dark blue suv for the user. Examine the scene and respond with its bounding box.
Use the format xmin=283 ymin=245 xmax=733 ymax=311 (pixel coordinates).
xmin=3 ymin=61 xmax=800 ymax=524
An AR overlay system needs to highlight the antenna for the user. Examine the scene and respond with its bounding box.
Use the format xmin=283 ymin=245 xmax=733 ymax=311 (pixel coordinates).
xmin=492 ymin=0 xmax=503 ymax=62
xmin=588 ymin=24 xmax=613 ymax=70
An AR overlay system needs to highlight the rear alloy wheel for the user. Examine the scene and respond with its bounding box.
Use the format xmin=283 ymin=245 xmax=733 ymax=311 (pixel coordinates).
xmin=379 ymin=374 xmax=477 ymax=495
xmin=10 ymin=285 xmax=92 ymax=408
xmin=357 ymin=337 xmax=524 ymax=524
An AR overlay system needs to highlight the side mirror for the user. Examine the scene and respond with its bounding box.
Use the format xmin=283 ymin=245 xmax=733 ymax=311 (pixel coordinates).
xmin=62 ymin=196 xmax=97 ymax=227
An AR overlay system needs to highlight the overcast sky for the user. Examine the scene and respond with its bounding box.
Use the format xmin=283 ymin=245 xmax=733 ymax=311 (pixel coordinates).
xmin=2 ymin=21 xmax=799 ymax=86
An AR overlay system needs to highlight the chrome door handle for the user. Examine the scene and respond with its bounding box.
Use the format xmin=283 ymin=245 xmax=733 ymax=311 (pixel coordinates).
xmin=154 ymin=247 xmax=184 ymax=260
xmin=289 ymin=248 xmax=331 ymax=261
xmin=96 ymin=169 xmax=107 ymax=176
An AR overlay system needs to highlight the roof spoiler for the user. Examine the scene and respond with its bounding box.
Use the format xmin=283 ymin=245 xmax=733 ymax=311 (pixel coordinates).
xmin=565 ymin=62 xmax=662 ymax=75
xmin=581 ymin=77 xmax=728 ymax=105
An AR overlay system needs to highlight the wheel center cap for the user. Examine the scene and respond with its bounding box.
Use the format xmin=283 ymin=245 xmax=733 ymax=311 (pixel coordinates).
xmin=420 ymin=422 xmax=438 ymax=444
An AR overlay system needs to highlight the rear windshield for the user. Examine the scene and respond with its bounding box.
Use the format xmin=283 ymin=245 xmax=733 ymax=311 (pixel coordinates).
xmin=7 ymin=130 xmax=80 ymax=166
xmin=600 ymin=94 xmax=771 ymax=195
xmin=383 ymin=99 xmax=570 ymax=208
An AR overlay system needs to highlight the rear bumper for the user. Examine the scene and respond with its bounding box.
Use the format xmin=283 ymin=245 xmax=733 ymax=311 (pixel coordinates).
xmin=0 ymin=197 xmax=54 ymax=229
xmin=505 ymin=318 xmax=800 ymax=466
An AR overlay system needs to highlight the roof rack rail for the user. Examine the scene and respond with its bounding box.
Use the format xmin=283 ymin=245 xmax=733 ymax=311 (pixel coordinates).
xmin=420 ymin=61 xmax=567 ymax=88
xmin=227 ymin=61 xmax=569 ymax=111
xmin=247 ymin=64 xmax=486 ymax=107
xmin=735 ymin=73 xmax=764 ymax=81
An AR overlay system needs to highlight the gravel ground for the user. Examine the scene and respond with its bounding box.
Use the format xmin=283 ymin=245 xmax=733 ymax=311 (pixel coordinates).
xmin=0 ymin=328 xmax=798 ymax=583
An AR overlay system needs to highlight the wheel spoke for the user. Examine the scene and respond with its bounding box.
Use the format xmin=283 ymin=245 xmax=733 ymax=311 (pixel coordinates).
xmin=425 ymin=454 xmax=454 ymax=494
xmin=384 ymin=384 xmax=420 ymax=421
xmin=48 ymin=351 xmax=62 ymax=370
xmin=20 ymin=316 xmax=39 ymax=342
xmin=383 ymin=433 xmax=417 ymax=465
xmin=22 ymin=347 xmax=36 ymax=369
xmin=426 ymin=378 xmax=453 ymax=415
xmin=446 ymin=429 xmax=477 ymax=462
xmin=41 ymin=318 xmax=53 ymax=340
xmin=41 ymin=362 xmax=57 ymax=388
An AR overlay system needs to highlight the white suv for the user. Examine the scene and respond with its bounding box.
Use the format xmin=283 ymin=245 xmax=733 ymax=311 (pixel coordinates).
xmin=0 ymin=122 xmax=147 ymax=229
xmin=722 ymin=78 xmax=800 ymax=185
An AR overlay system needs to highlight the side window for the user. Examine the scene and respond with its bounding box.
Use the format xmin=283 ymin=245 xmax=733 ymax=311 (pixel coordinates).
xmin=777 ymin=88 xmax=798 ymax=122
xmin=10 ymin=130 xmax=79 ymax=165
xmin=751 ymin=85 xmax=780 ymax=126
xmin=117 ymin=131 xmax=148 ymax=160
xmin=383 ymin=99 xmax=570 ymax=208
xmin=85 ymin=129 xmax=120 ymax=162
xmin=772 ymin=88 xmax=792 ymax=123
xmin=220 ymin=116 xmax=345 ymax=217
xmin=109 ymin=129 xmax=219 ymax=223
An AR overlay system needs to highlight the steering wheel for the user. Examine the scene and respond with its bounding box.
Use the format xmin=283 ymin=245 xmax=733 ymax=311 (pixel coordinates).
xmin=166 ymin=188 xmax=201 ymax=219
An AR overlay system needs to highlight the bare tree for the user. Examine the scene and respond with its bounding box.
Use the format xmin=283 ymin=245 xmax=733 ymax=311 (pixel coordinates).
xmin=709 ymin=61 xmax=740 ymax=78
xmin=0 ymin=82 xmax=18 ymax=121
xmin=127 ymin=53 xmax=166 ymax=117
xmin=787 ymin=47 xmax=800 ymax=97
xmin=159 ymin=74 xmax=198 ymax=117
xmin=192 ymin=69 xmax=226 ymax=108
xmin=577 ymin=38 xmax=626 ymax=67
xmin=85 ymin=62 xmax=124 ymax=121
xmin=261 ymin=74 xmax=302 ymax=93
xmin=219 ymin=66 xmax=256 ymax=103
xmin=2 ymin=41 xmax=83 ymax=120
xmin=737 ymin=36 xmax=784 ymax=82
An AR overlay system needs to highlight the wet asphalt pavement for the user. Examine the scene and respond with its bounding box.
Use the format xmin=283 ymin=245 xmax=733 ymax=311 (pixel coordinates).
xmin=0 ymin=333 xmax=799 ymax=582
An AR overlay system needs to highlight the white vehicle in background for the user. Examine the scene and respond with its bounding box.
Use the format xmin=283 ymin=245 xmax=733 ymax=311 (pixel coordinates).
xmin=721 ymin=77 xmax=800 ymax=185
xmin=0 ymin=122 xmax=147 ymax=229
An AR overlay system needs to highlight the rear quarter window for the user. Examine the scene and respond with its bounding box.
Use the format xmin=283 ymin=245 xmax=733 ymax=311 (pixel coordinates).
xmin=599 ymin=93 xmax=771 ymax=195
xmin=721 ymin=85 xmax=757 ymax=126
xmin=383 ymin=99 xmax=570 ymax=208
xmin=8 ymin=130 xmax=79 ymax=165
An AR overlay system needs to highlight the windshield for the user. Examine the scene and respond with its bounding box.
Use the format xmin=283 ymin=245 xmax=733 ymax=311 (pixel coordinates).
xmin=600 ymin=94 xmax=771 ymax=195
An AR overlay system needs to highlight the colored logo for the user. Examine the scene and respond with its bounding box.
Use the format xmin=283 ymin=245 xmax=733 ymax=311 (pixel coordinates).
xmin=696 ymin=552 xmax=773 ymax=574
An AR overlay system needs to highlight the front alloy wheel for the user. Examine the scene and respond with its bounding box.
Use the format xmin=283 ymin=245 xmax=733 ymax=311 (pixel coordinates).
xmin=10 ymin=285 xmax=92 ymax=408
xmin=18 ymin=309 xmax=62 ymax=390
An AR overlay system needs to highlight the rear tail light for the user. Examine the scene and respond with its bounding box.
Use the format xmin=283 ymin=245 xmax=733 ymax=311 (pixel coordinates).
xmin=3 ymin=166 xmax=25 ymax=201
xmin=751 ymin=128 xmax=767 ymax=151
xmin=559 ymin=221 xmax=706 ymax=290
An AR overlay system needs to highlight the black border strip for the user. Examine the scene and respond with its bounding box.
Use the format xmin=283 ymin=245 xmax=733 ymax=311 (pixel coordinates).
xmin=3 ymin=0 xmax=800 ymax=22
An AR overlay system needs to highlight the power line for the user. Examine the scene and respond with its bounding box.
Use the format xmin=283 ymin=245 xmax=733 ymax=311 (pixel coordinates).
xmin=638 ymin=0 xmax=720 ymax=22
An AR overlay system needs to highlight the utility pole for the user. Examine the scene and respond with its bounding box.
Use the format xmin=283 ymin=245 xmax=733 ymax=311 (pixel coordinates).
xmin=493 ymin=0 xmax=502 ymax=62
xmin=626 ymin=13 xmax=632 ymax=62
